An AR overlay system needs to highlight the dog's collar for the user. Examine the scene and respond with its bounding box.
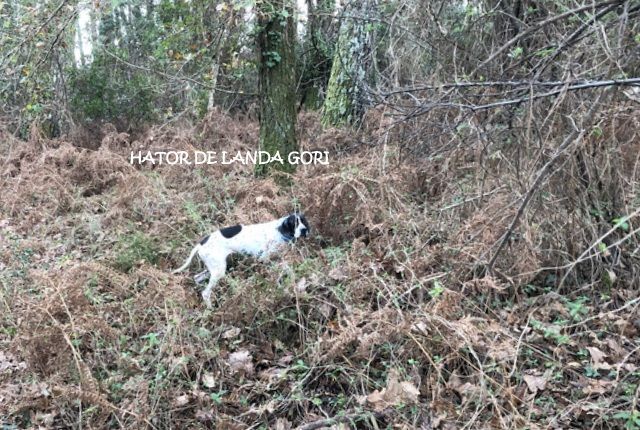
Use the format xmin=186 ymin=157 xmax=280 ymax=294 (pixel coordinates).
xmin=280 ymin=233 xmax=295 ymax=243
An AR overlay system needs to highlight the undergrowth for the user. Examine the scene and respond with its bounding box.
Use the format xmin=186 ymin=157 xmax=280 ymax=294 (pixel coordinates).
xmin=0 ymin=109 xmax=639 ymax=429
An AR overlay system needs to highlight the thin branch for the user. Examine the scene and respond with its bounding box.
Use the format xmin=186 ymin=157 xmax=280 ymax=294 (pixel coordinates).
xmin=102 ymin=48 xmax=256 ymax=96
xmin=1 ymin=0 xmax=68 ymax=63
xmin=486 ymin=90 xmax=609 ymax=272
xmin=558 ymin=207 xmax=640 ymax=288
xmin=533 ymin=2 xmax=625 ymax=77
xmin=381 ymin=77 xmax=640 ymax=96
xmin=405 ymin=78 xmax=640 ymax=118
xmin=471 ymin=0 xmax=625 ymax=75
xmin=293 ymin=411 xmax=384 ymax=430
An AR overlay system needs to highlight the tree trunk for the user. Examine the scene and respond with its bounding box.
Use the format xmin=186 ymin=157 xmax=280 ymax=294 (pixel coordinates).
xmin=255 ymin=0 xmax=298 ymax=176
xmin=301 ymin=0 xmax=335 ymax=110
xmin=75 ymin=17 xmax=87 ymax=67
xmin=322 ymin=0 xmax=378 ymax=127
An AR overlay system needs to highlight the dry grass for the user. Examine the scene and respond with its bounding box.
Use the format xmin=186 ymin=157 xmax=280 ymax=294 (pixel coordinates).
xmin=1 ymin=106 xmax=639 ymax=429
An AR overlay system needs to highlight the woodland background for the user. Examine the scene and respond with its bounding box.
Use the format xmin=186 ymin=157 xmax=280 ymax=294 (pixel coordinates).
xmin=1 ymin=0 xmax=640 ymax=429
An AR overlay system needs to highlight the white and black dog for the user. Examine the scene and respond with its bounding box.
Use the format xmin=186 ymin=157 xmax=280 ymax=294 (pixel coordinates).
xmin=173 ymin=212 xmax=310 ymax=306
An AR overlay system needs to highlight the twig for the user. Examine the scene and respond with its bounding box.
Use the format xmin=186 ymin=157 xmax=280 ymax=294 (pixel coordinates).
xmin=381 ymin=77 xmax=639 ymax=96
xmin=2 ymin=0 xmax=68 ymax=63
xmin=102 ymin=48 xmax=256 ymax=96
xmin=294 ymin=410 xmax=383 ymax=430
xmin=439 ymin=186 xmax=506 ymax=211
xmin=558 ymin=207 xmax=640 ymax=288
xmin=486 ymin=90 xmax=608 ymax=272
xmin=406 ymin=78 xmax=640 ymax=118
xmin=533 ymin=2 xmax=624 ymax=77
xmin=564 ymin=296 xmax=640 ymax=329
xmin=471 ymin=0 xmax=625 ymax=75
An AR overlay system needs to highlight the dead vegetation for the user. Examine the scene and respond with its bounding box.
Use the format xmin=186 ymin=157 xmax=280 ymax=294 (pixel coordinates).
xmin=1 ymin=105 xmax=639 ymax=429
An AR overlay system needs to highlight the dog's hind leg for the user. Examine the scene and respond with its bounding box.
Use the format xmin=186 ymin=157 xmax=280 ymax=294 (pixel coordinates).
xmin=199 ymin=251 xmax=227 ymax=307
xmin=201 ymin=264 xmax=225 ymax=307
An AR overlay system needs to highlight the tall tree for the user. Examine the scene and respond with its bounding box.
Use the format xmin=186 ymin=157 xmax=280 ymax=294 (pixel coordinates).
xmin=255 ymin=0 xmax=298 ymax=176
xmin=322 ymin=0 xmax=378 ymax=127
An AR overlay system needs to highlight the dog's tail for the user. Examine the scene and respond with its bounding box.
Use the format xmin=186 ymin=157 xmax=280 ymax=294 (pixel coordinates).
xmin=172 ymin=245 xmax=200 ymax=274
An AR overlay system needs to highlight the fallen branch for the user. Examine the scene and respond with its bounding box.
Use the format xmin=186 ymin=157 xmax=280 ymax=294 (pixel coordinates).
xmin=294 ymin=410 xmax=384 ymax=430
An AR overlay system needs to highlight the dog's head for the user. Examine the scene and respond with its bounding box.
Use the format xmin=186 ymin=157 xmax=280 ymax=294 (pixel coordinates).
xmin=279 ymin=212 xmax=310 ymax=241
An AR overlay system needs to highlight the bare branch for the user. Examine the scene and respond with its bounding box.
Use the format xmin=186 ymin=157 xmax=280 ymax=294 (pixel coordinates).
xmin=486 ymin=90 xmax=610 ymax=273
xmin=471 ymin=0 xmax=626 ymax=75
xmin=399 ymin=78 xmax=640 ymax=119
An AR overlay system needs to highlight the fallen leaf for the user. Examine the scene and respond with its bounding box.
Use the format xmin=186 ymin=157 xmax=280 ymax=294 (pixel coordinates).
xmin=328 ymin=267 xmax=348 ymax=281
xmin=620 ymin=363 xmax=637 ymax=373
xmin=583 ymin=379 xmax=614 ymax=395
xmin=221 ymin=327 xmax=241 ymax=339
xmin=173 ymin=394 xmax=190 ymax=407
xmin=446 ymin=372 xmax=482 ymax=403
xmin=523 ymin=374 xmax=547 ymax=394
xmin=202 ymin=373 xmax=216 ymax=388
xmin=318 ymin=303 xmax=333 ymax=318
xmin=195 ymin=408 xmax=214 ymax=422
xmin=35 ymin=412 xmax=56 ymax=426
xmin=587 ymin=347 xmax=606 ymax=363
xmin=587 ymin=346 xmax=612 ymax=370
xmin=228 ymin=350 xmax=254 ymax=375
xmin=258 ymin=367 xmax=286 ymax=382
xmin=277 ymin=353 xmax=294 ymax=366
xmin=411 ymin=321 xmax=428 ymax=334
xmin=366 ymin=369 xmax=420 ymax=411
xmin=294 ymin=277 xmax=307 ymax=294
xmin=274 ymin=418 xmax=292 ymax=430
xmin=623 ymin=87 xmax=640 ymax=103
xmin=0 ymin=351 xmax=27 ymax=373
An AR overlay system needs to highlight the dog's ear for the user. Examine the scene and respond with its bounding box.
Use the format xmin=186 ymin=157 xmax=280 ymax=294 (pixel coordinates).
xmin=278 ymin=214 xmax=297 ymax=238
xmin=287 ymin=214 xmax=297 ymax=231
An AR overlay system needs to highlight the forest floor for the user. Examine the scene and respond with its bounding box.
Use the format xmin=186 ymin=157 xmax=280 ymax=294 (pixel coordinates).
xmin=1 ymin=110 xmax=639 ymax=429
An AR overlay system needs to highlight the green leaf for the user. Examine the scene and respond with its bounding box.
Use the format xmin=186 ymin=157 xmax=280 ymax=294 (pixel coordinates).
xmin=591 ymin=126 xmax=603 ymax=137
xmin=508 ymin=46 xmax=523 ymax=59
xmin=612 ymin=217 xmax=630 ymax=232
xmin=429 ymin=280 xmax=444 ymax=299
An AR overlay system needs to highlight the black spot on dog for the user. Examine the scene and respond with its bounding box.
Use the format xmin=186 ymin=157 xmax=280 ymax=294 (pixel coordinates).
xmin=220 ymin=224 xmax=242 ymax=239
xmin=278 ymin=215 xmax=297 ymax=241
xmin=199 ymin=234 xmax=210 ymax=245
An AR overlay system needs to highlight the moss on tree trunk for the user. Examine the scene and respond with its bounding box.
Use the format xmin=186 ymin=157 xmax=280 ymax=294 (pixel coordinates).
xmin=322 ymin=0 xmax=377 ymax=127
xmin=255 ymin=0 xmax=298 ymax=177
